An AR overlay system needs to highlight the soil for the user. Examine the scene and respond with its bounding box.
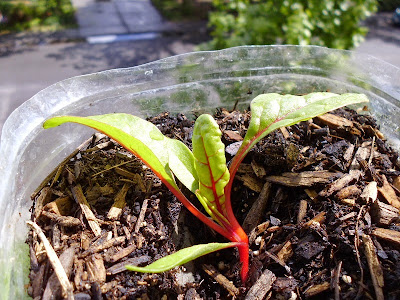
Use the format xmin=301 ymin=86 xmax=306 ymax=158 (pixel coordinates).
xmin=28 ymin=107 xmax=400 ymax=299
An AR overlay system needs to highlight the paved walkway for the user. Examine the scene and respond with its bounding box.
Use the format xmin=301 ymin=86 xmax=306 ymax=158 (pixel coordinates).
xmin=71 ymin=0 xmax=167 ymax=37
xmin=357 ymin=12 xmax=400 ymax=68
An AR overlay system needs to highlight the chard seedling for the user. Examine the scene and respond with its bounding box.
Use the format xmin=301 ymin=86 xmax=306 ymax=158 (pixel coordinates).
xmin=44 ymin=92 xmax=368 ymax=282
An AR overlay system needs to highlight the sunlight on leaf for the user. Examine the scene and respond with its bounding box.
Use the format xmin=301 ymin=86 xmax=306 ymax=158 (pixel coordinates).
xmin=192 ymin=114 xmax=230 ymax=225
xmin=239 ymin=92 xmax=368 ymax=160
xmin=43 ymin=114 xmax=198 ymax=192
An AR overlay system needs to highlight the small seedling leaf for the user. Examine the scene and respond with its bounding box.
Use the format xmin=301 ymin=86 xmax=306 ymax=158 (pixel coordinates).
xmin=237 ymin=92 xmax=368 ymax=166
xmin=125 ymin=242 xmax=239 ymax=273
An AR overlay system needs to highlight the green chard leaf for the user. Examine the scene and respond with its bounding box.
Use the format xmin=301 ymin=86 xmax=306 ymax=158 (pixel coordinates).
xmin=126 ymin=242 xmax=238 ymax=273
xmin=239 ymin=92 xmax=369 ymax=160
xmin=43 ymin=114 xmax=199 ymax=192
xmin=192 ymin=114 xmax=230 ymax=225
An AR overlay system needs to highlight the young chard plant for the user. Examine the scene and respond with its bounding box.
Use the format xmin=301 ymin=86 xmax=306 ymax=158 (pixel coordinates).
xmin=43 ymin=92 xmax=368 ymax=282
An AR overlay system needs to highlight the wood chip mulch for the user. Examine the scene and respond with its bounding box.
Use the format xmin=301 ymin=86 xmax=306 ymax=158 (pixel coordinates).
xmin=28 ymin=108 xmax=400 ymax=299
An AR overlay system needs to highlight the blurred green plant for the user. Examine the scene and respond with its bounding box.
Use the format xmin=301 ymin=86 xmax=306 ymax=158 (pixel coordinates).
xmin=202 ymin=0 xmax=378 ymax=50
xmin=0 ymin=0 xmax=75 ymax=32
xmin=151 ymin=0 xmax=210 ymax=21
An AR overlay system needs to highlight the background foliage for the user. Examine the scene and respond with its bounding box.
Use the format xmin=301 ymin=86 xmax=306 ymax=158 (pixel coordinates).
xmin=377 ymin=0 xmax=400 ymax=11
xmin=0 ymin=0 xmax=75 ymax=32
xmin=203 ymin=0 xmax=378 ymax=50
xmin=151 ymin=0 xmax=209 ymax=21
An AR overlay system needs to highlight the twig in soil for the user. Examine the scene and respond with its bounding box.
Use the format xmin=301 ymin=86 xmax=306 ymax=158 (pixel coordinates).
xmin=368 ymin=137 xmax=375 ymax=165
xmin=248 ymin=221 xmax=270 ymax=245
xmin=339 ymin=212 xmax=357 ymax=222
xmin=354 ymin=205 xmax=366 ymax=298
xmin=33 ymin=187 xmax=52 ymax=219
xmin=71 ymin=184 xmax=102 ymax=236
xmin=115 ymin=167 xmax=147 ymax=192
xmin=393 ymin=176 xmax=400 ymax=191
xmin=363 ymin=234 xmax=384 ymax=300
xmin=41 ymin=210 xmax=81 ymax=227
xmin=371 ymin=227 xmax=400 ymax=246
xmin=350 ymin=144 xmax=371 ymax=171
xmin=27 ymin=221 xmax=74 ymax=300
xmin=276 ymin=240 xmax=293 ymax=263
xmin=371 ymin=200 xmax=400 ymax=226
xmin=378 ymin=175 xmax=400 ymax=209
xmin=260 ymin=250 xmax=291 ymax=274
xmin=343 ymin=143 xmax=355 ymax=166
xmin=266 ymin=170 xmax=340 ymax=187
xmin=202 ymin=264 xmax=239 ymax=297
xmin=235 ymin=173 xmax=264 ymax=192
xmin=242 ymin=182 xmax=272 ymax=233
xmin=250 ymin=159 xmax=266 ymax=178
xmin=43 ymin=196 xmax=73 ymax=216
xmin=244 ymin=268 xmax=276 ymax=300
xmin=360 ymin=181 xmax=378 ymax=204
xmin=86 ymin=254 xmax=107 ymax=284
xmin=304 ymin=189 xmax=318 ymax=202
xmin=319 ymin=170 xmax=362 ymax=197
xmin=106 ymin=256 xmax=151 ymax=275
xmin=304 ymin=281 xmax=330 ymax=298
xmin=107 ymin=183 xmax=131 ymax=220
xmin=336 ymin=185 xmax=361 ymax=200
xmin=359 ymin=158 xmax=382 ymax=186
xmin=316 ymin=113 xmax=354 ymax=129
xmin=84 ymin=140 xmax=113 ymax=153
xmin=104 ymin=243 xmax=137 ymax=263
xmin=303 ymin=212 xmax=326 ymax=230
xmin=297 ymin=200 xmax=308 ymax=224
xmin=279 ymin=127 xmax=290 ymax=139
xmin=42 ymin=246 xmax=77 ymax=300
xmin=332 ymin=260 xmax=342 ymax=300
xmin=80 ymin=236 xmax=126 ymax=258
xmin=135 ymin=198 xmax=149 ymax=233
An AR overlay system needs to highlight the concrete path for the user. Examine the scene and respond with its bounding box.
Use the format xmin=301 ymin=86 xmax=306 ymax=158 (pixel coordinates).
xmin=71 ymin=0 xmax=166 ymax=37
xmin=0 ymin=32 xmax=208 ymax=134
xmin=357 ymin=12 xmax=400 ymax=68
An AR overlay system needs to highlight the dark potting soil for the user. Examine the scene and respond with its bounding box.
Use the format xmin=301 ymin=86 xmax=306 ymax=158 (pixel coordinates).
xmin=28 ymin=107 xmax=400 ymax=299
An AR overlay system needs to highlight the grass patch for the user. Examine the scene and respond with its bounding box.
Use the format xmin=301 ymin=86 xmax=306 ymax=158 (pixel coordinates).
xmin=0 ymin=0 xmax=76 ymax=33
